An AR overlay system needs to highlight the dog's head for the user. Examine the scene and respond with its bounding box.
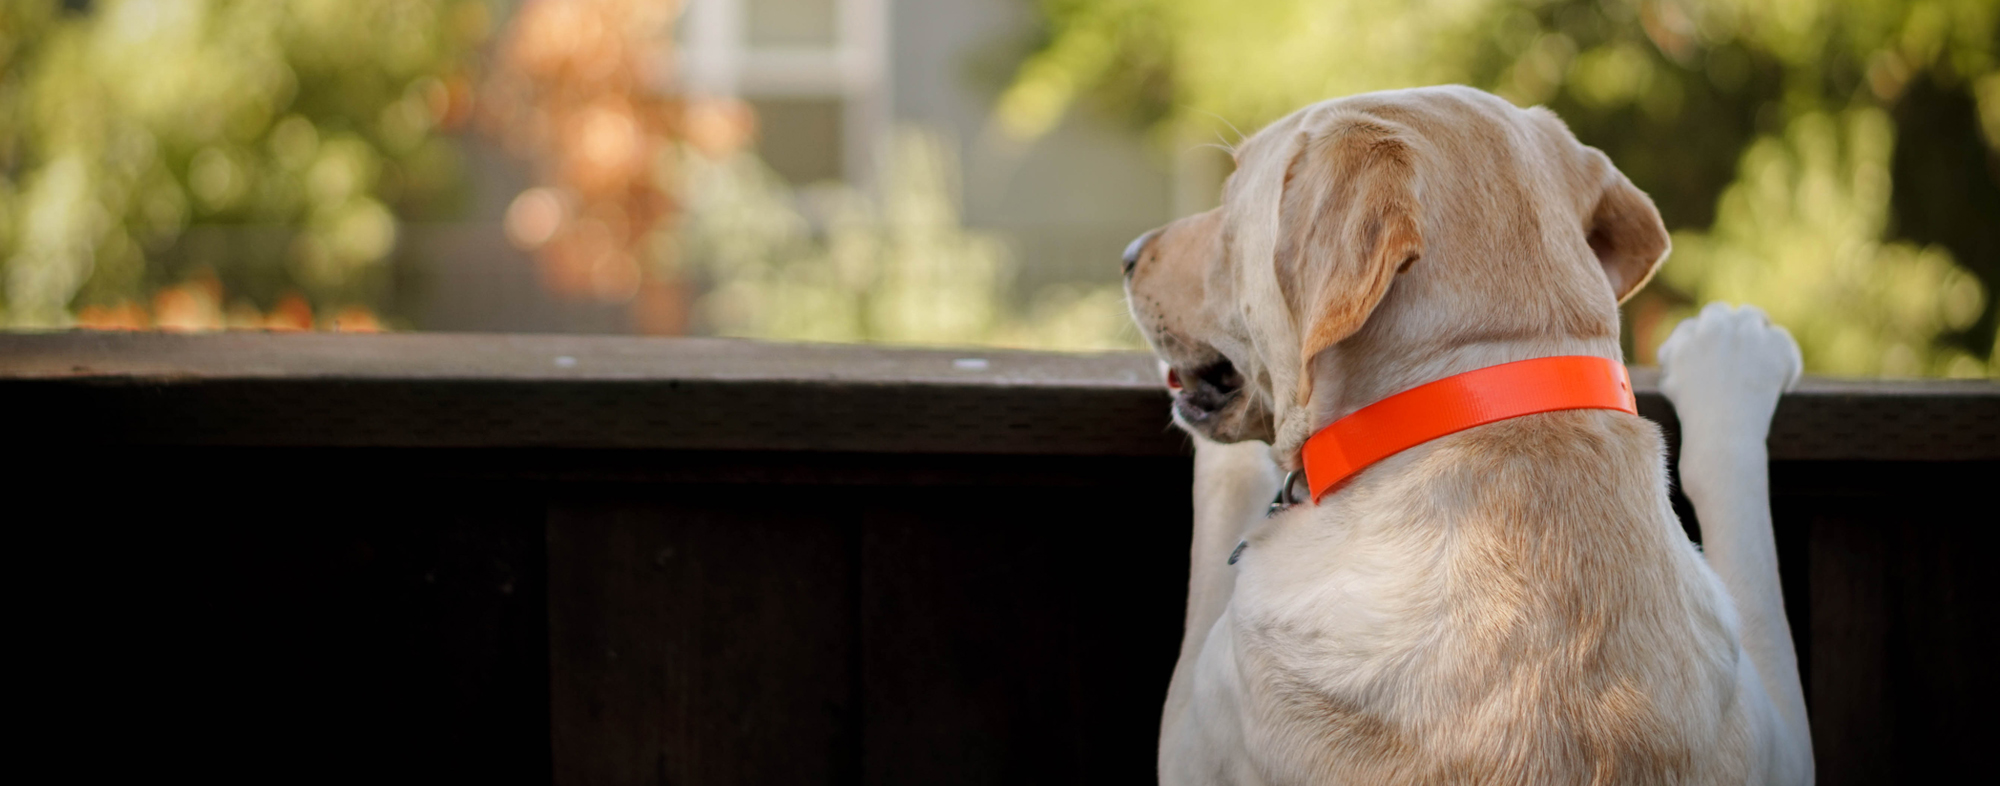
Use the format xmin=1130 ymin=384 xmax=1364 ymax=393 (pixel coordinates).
xmin=1125 ymin=86 xmax=1667 ymax=464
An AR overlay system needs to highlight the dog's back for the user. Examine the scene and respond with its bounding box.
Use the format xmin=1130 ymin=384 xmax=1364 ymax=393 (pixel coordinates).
xmin=1187 ymin=411 xmax=1761 ymax=784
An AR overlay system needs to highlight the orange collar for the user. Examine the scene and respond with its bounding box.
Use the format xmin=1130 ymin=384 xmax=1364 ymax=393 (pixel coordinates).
xmin=1300 ymin=355 xmax=1636 ymax=502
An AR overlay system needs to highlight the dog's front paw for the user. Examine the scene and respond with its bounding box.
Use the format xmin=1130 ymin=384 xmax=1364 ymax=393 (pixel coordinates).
xmin=1657 ymin=302 xmax=1802 ymax=435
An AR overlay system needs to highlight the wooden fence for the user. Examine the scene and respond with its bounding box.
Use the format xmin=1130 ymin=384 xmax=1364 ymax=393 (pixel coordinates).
xmin=6 ymin=332 xmax=1995 ymax=784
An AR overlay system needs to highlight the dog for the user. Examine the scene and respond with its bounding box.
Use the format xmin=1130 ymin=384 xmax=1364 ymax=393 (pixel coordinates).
xmin=1122 ymin=85 xmax=1812 ymax=783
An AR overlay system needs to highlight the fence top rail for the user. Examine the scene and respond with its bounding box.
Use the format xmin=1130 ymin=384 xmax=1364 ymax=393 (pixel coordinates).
xmin=3 ymin=331 xmax=1995 ymax=459
xmin=0 ymin=331 xmax=1162 ymax=388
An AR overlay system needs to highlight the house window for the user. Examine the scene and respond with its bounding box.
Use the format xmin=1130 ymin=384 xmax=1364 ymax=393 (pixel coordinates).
xmin=747 ymin=0 xmax=837 ymax=47
xmin=679 ymin=0 xmax=884 ymax=186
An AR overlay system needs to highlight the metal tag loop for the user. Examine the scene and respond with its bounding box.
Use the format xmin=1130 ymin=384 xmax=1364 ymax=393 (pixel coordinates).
xmin=1266 ymin=469 xmax=1305 ymax=517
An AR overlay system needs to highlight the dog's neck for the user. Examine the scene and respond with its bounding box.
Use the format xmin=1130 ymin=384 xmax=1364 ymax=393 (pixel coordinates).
xmin=1274 ymin=332 xmax=1625 ymax=466
xmin=1328 ymin=335 xmax=1623 ymax=421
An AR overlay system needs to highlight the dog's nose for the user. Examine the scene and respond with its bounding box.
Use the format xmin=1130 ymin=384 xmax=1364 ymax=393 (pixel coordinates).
xmin=1123 ymin=228 xmax=1163 ymax=277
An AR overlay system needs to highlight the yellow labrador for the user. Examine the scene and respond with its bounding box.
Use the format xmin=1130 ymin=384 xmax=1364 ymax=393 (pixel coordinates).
xmin=1123 ymin=86 xmax=1811 ymax=784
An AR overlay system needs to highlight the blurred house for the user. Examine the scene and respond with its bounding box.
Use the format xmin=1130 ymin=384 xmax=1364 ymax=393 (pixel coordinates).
xmin=410 ymin=0 xmax=1183 ymax=335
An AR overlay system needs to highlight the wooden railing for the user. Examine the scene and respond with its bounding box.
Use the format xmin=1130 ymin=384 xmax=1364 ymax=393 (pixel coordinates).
xmin=6 ymin=332 xmax=1996 ymax=784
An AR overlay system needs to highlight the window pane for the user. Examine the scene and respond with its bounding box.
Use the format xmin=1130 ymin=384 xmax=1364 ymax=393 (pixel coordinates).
xmin=749 ymin=97 xmax=844 ymax=185
xmin=747 ymin=0 xmax=837 ymax=48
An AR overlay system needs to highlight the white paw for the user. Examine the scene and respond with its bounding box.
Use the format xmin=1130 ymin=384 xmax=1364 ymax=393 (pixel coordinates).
xmin=1657 ymin=302 xmax=1803 ymax=433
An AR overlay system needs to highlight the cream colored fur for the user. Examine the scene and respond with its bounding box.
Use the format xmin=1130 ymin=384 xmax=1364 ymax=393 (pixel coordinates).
xmin=1126 ymin=86 xmax=1812 ymax=784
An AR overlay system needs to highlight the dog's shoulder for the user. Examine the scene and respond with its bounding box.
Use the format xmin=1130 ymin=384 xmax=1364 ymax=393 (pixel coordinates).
xmin=1223 ymin=411 xmax=1761 ymax=783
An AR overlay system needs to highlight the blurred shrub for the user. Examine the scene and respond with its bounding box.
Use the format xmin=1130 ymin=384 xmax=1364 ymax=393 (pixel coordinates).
xmin=485 ymin=0 xmax=688 ymax=332
xmin=1008 ymin=0 xmax=1999 ymax=377
xmin=0 ymin=0 xmax=492 ymax=330
xmin=678 ymin=128 xmax=1141 ymax=351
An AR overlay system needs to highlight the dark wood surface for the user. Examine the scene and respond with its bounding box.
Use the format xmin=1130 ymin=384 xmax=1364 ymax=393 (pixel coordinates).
xmin=547 ymin=490 xmax=861 ymax=786
xmin=13 ymin=462 xmax=555 ymax=784
xmin=1783 ymin=477 xmax=1997 ymax=784
xmin=13 ymin=449 xmax=1193 ymax=785
xmin=6 ymin=332 xmax=1997 ymax=784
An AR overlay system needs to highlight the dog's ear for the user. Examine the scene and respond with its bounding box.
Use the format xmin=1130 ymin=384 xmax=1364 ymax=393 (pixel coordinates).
xmin=1583 ymin=157 xmax=1669 ymax=303
xmin=1276 ymin=119 xmax=1423 ymax=409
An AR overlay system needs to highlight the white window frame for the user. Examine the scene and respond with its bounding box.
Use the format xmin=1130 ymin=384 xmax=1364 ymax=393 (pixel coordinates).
xmin=678 ymin=0 xmax=889 ymax=188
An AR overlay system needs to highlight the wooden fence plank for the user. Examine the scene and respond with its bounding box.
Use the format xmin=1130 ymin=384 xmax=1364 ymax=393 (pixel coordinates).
xmin=1789 ymin=465 xmax=1997 ymax=783
xmin=14 ymin=454 xmax=552 ymax=783
xmin=857 ymin=479 xmax=1191 ymax=785
xmin=547 ymin=488 xmax=860 ymax=786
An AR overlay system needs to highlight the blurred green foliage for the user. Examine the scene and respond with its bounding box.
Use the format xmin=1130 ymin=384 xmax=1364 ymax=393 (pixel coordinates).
xmin=1006 ymin=0 xmax=2000 ymax=377
xmin=0 ymin=0 xmax=491 ymax=329
xmin=679 ymin=128 xmax=1141 ymax=351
